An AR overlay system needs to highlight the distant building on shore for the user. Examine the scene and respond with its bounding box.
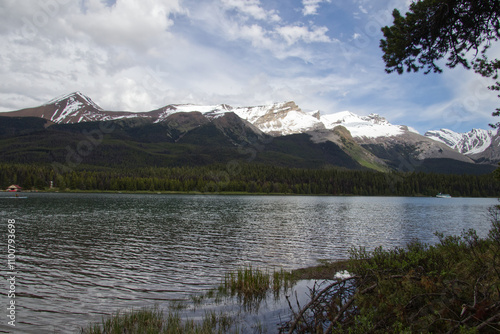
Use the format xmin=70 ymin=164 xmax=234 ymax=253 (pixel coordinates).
xmin=6 ymin=185 xmax=22 ymax=192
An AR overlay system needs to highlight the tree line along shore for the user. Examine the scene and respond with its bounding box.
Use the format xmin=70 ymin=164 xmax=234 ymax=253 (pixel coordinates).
xmin=1 ymin=163 xmax=499 ymax=197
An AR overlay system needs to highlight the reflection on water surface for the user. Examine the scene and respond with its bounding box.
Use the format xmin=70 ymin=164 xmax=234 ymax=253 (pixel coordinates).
xmin=0 ymin=193 xmax=496 ymax=332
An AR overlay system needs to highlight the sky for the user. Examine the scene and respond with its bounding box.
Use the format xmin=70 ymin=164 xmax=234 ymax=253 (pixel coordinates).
xmin=0 ymin=0 xmax=498 ymax=133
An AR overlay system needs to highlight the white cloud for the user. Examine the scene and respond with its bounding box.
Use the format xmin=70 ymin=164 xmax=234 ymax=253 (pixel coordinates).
xmin=277 ymin=25 xmax=331 ymax=45
xmin=0 ymin=0 xmax=188 ymax=111
xmin=358 ymin=5 xmax=368 ymax=14
xmin=220 ymin=0 xmax=280 ymax=22
xmin=69 ymin=0 xmax=183 ymax=50
xmin=0 ymin=0 xmax=496 ymax=133
xmin=239 ymin=24 xmax=276 ymax=49
xmin=0 ymin=0 xmax=366 ymax=114
xmin=186 ymin=1 xmax=333 ymax=60
xmin=302 ymin=0 xmax=332 ymax=16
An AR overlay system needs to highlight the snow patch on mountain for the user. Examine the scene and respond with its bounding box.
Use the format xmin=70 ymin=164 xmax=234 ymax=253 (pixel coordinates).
xmin=232 ymin=101 xmax=323 ymax=135
xmin=231 ymin=102 xmax=413 ymax=138
xmin=175 ymin=104 xmax=232 ymax=119
xmin=425 ymin=129 xmax=462 ymax=147
xmin=45 ymin=91 xmax=103 ymax=111
xmin=425 ymin=128 xmax=497 ymax=155
xmin=320 ymin=111 xmax=415 ymax=138
xmin=153 ymin=104 xmax=235 ymax=123
xmin=51 ymin=97 xmax=85 ymax=123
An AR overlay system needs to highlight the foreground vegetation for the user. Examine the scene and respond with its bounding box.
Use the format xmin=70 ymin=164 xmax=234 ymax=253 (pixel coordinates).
xmin=81 ymin=206 xmax=500 ymax=333
xmin=81 ymin=267 xmax=294 ymax=334
xmin=2 ymin=163 xmax=500 ymax=197
xmin=283 ymin=206 xmax=500 ymax=333
xmin=80 ymin=306 xmax=235 ymax=334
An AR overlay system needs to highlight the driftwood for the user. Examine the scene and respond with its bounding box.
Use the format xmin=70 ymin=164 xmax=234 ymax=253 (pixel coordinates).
xmin=285 ymin=276 xmax=360 ymax=333
xmin=284 ymin=273 xmax=500 ymax=333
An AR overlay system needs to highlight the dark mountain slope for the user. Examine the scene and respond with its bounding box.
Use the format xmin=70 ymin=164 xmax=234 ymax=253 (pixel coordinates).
xmin=0 ymin=116 xmax=51 ymax=138
xmin=255 ymin=133 xmax=363 ymax=169
xmin=0 ymin=115 xmax=363 ymax=170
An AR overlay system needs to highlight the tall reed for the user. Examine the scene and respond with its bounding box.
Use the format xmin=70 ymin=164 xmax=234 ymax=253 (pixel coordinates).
xmin=220 ymin=266 xmax=295 ymax=310
xmin=80 ymin=306 xmax=235 ymax=334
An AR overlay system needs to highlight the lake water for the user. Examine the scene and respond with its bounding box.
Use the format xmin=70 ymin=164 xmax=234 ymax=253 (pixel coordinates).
xmin=0 ymin=193 xmax=498 ymax=333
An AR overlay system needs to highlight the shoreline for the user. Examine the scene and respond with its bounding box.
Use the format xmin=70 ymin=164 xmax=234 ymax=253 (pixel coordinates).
xmin=4 ymin=189 xmax=497 ymax=198
xmin=290 ymin=259 xmax=352 ymax=280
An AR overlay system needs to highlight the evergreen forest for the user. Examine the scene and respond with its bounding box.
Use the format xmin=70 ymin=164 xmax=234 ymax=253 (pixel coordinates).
xmin=1 ymin=163 xmax=499 ymax=197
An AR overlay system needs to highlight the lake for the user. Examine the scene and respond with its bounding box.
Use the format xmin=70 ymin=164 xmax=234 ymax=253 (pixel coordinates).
xmin=0 ymin=193 xmax=497 ymax=333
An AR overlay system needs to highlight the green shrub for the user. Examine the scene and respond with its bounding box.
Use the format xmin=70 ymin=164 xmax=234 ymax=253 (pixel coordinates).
xmin=286 ymin=206 xmax=500 ymax=333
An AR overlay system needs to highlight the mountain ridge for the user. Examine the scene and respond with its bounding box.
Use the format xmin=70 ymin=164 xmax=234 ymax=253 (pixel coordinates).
xmin=424 ymin=128 xmax=499 ymax=159
xmin=1 ymin=92 xmax=421 ymax=138
xmin=1 ymin=92 xmax=499 ymax=172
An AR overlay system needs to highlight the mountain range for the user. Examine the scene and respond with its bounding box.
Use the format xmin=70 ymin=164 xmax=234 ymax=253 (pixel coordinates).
xmin=1 ymin=92 xmax=498 ymax=174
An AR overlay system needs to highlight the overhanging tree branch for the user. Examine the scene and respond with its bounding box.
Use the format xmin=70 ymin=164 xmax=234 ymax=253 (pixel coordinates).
xmin=380 ymin=0 xmax=500 ymax=125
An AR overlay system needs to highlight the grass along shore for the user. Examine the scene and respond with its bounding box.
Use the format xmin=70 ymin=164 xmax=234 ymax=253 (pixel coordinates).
xmin=80 ymin=266 xmax=297 ymax=334
xmin=81 ymin=206 xmax=500 ymax=333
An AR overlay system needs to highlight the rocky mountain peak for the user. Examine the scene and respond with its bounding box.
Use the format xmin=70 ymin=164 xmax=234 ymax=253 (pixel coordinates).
xmin=45 ymin=91 xmax=103 ymax=111
xmin=425 ymin=128 xmax=498 ymax=156
xmin=365 ymin=114 xmax=388 ymax=125
xmin=309 ymin=110 xmax=321 ymax=120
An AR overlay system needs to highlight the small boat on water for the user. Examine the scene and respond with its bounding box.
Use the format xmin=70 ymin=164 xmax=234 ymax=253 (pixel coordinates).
xmin=436 ymin=193 xmax=451 ymax=198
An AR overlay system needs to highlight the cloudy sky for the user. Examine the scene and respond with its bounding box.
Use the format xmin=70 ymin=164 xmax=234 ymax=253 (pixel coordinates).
xmin=0 ymin=0 xmax=498 ymax=133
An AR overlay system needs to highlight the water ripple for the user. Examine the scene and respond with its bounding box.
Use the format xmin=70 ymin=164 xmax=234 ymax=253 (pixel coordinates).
xmin=1 ymin=193 xmax=496 ymax=332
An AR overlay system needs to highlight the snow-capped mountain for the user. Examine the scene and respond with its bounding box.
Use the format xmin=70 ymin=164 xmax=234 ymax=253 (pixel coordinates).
xmin=320 ymin=111 xmax=418 ymax=138
xmin=425 ymin=128 xmax=496 ymax=155
xmin=230 ymin=102 xmax=413 ymax=138
xmin=45 ymin=92 xmax=103 ymax=112
xmin=2 ymin=91 xmax=139 ymax=124
xmin=3 ymin=92 xmax=499 ymax=169
xmin=2 ymin=92 xmax=415 ymax=139
xmin=232 ymin=101 xmax=324 ymax=135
